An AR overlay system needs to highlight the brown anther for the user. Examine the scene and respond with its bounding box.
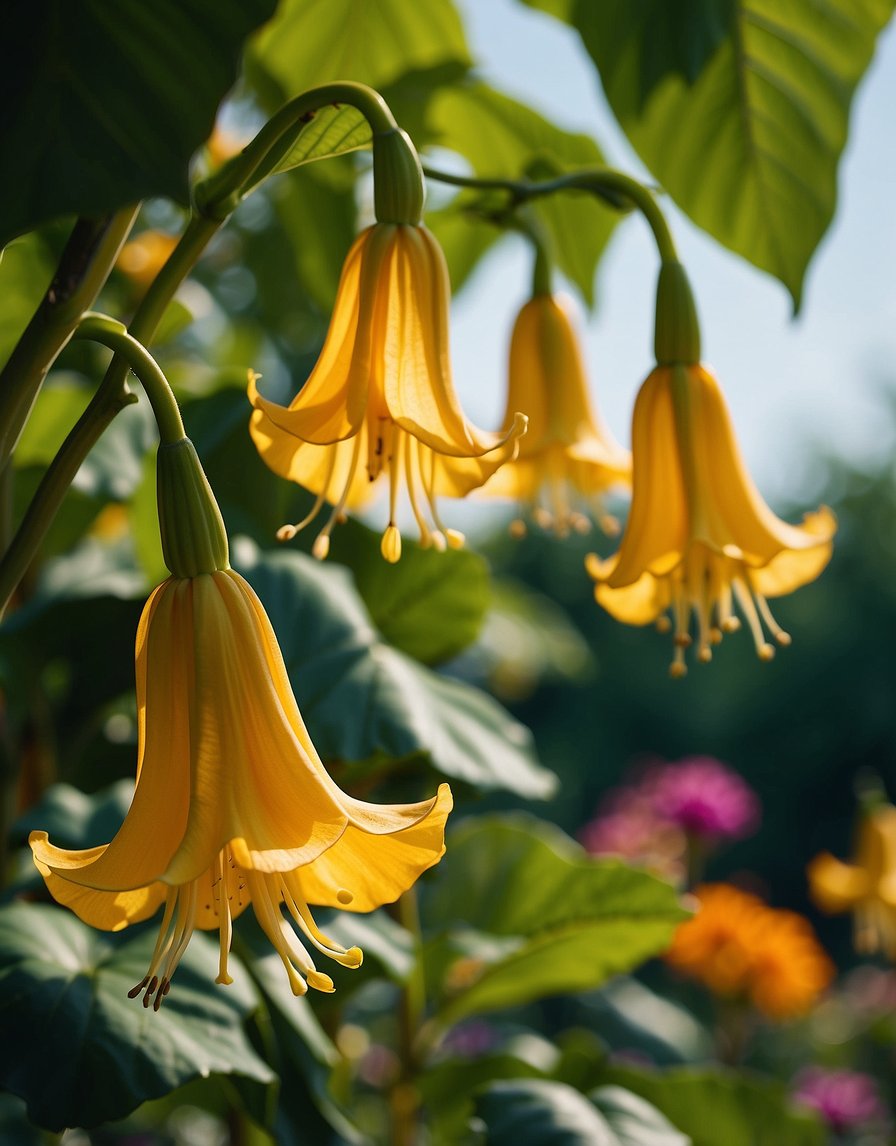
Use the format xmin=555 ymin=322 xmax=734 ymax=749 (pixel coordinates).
xmin=128 ymin=977 xmax=149 ymax=999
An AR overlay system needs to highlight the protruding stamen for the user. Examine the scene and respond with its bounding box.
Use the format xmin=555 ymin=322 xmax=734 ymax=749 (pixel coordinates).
xmin=420 ymin=448 xmax=458 ymax=549
xmin=404 ymin=435 xmax=436 ymax=548
xmin=336 ymin=888 xmax=354 ymax=905
xmin=732 ymin=578 xmax=775 ymax=661
xmin=246 ymin=871 xmax=316 ymax=996
xmin=215 ymin=851 xmax=235 ymax=986
xmin=280 ymin=876 xmax=364 ymax=969
xmin=312 ymin=432 xmax=363 ymax=559
xmin=381 ymin=525 xmax=402 ymax=563
xmin=275 ymin=449 xmax=338 ymax=543
xmin=755 ymin=592 xmax=792 ymax=646
xmin=444 ymin=529 xmax=465 ymax=550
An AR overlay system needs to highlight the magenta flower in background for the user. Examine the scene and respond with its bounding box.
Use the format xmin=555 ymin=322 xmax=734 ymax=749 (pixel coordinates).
xmin=578 ymin=782 xmax=686 ymax=880
xmin=650 ymin=755 xmax=761 ymax=841
xmin=579 ymin=755 xmax=760 ymax=880
xmin=793 ymin=1067 xmax=890 ymax=1134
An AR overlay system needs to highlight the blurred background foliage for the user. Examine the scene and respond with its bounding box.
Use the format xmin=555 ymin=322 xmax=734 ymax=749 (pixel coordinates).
xmin=1 ymin=0 xmax=895 ymax=1143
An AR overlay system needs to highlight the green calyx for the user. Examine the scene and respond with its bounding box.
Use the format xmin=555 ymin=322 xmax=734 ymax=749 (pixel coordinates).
xmin=373 ymin=129 xmax=425 ymax=225
xmin=157 ymin=438 xmax=230 ymax=578
xmin=654 ymin=260 xmax=701 ymax=366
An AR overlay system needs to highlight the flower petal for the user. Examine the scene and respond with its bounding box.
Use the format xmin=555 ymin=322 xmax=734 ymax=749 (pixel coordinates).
xmin=247 ymin=226 xmax=391 ymax=446
xmin=294 ymin=783 xmax=453 ymax=911
xmin=601 ymin=368 xmax=687 ymax=588
xmin=808 ymin=852 xmax=871 ymax=912
xmin=383 ymin=226 xmax=524 ymax=460
xmin=248 ymin=413 xmax=375 ymax=511
xmin=30 ymin=852 xmax=166 ymax=931
xmin=30 ymin=580 xmax=193 ymax=891
xmin=162 ymin=572 xmax=349 ymax=883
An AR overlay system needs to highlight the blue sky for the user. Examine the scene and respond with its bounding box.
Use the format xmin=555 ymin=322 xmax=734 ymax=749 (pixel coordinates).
xmin=448 ymin=1 xmax=896 ymax=506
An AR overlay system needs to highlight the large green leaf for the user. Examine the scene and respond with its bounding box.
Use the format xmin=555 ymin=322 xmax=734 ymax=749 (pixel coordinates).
xmin=248 ymin=0 xmax=471 ymax=100
xmin=475 ymin=1080 xmax=689 ymax=1145
xmin=329 ymin=518 xmax=491 ymax=665
xmin=0 ymin=903 xmax=273 ymax=1132
xmin=0 ymin=0 xmax=277 ymax=246
xmin=426 ymin=83 xmax=620 ymax=304
xmin=527 ymin=0 xmax=896 ymax=308
xmin=15 ymin=377 xmax=157 ymax=501
xmin=235 ymin=542 xmax=555 ymax=798
xmin=240 ymin=930 xmax=364 ymax=1144
xmin=264 ymin=105 xmax=372 ymax=179
xmin=421 ymin=815 xmax=686 ymax=1024
xmin=603 ymin=1066 xmax=825 ymax=1146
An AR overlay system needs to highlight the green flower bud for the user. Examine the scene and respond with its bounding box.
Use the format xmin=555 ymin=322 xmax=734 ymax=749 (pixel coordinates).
xmin=373 ymin=128 xmax=425 ymax=225
xmin=157 ymin=438 xmax=230 ymax=578
xmin=655 ymin=260 xmax=701 ymax=366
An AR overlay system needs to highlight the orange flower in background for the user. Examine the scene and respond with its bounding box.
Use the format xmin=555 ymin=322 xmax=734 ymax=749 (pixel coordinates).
xmin=479 ymin=293 xmax=630 ymax=537
xmin=116 ymin=230 xmax=178 ymax=288
xmin=248 ymin=222 xmax=527 ymax=563
xmin=586 ymin=363 xmax=835 ymax=676
xmin=808 ymin=803 xmax=896 ymax=959
xmin=666 ymin=883 xmax=834 ymax=1020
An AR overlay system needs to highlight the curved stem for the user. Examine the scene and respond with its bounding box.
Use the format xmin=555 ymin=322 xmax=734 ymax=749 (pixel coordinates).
xmin=422 ymin=164 xmax=678 ymax=262
xmin=74 ymin=314 xmax=185 ymax=443
xmin=96 ymin=213 xmax=221 ymax=405
xmin=0 ymin=316 xmax=185 ymax=619
xmin=0 ymin=385 xmax=137 ymax=622
xmin=194 ymin=81 xmax=398 ymax=219
xmin=0 ymin=206 xmax=139 ymax=474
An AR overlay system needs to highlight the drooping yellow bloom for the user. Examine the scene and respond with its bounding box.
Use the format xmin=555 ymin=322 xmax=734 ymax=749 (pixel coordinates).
xmin=30 ymin=568 xmax=452 ymax=1008
xmin=479 ymin=293 xmax=630 ymax=537
xmin=666 ymin=883 xmax=834 ymax=1020
xmin=248 ymin=223 xmax=527 ymax=563
xmin=808 ymin=804 xmax=896 ymax=959
xmin=586 ymin=363 xmax=835 ymax=675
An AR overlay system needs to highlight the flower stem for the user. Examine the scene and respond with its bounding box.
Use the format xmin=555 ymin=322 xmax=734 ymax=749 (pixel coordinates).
xmin=74 ymin=314 xmax=185 ymax=443
xmin=194 ymin=81 xmax=399 ymax=219
xmin=0 ymin=206 xmax=139 ymax=476
xmin=422 ymin=164 xmax=679 ymax=262
xmin=391 ymin=888 xmax=426 ymax=1146
xmin=0 ymin=314 xmax=187 ymax=619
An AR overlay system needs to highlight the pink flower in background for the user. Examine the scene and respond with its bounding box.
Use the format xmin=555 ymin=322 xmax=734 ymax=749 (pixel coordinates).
xmin=793 ymin=1067 xmax=890 ymax=1134
xmin=579 ymin=780 xmax=686 ymax=880
xmin=579 ymin=756 xmax=759 ymax=880
xmin=651 ymin=756 xmax=761 ymax=841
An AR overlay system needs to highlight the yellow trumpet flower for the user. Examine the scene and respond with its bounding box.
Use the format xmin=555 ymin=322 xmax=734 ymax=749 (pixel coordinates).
xmin=808 ymin=804 xmax=896 ymax=959
xmin=480 ymin=293 xmax=630 ymax=537
xmin=248 ymin=222 xmax=527 ymax=563
xmin=586 ymin=363 xmax=835 ymax=676
xmin=30 ymin=568 xmax=452 ymax=1008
